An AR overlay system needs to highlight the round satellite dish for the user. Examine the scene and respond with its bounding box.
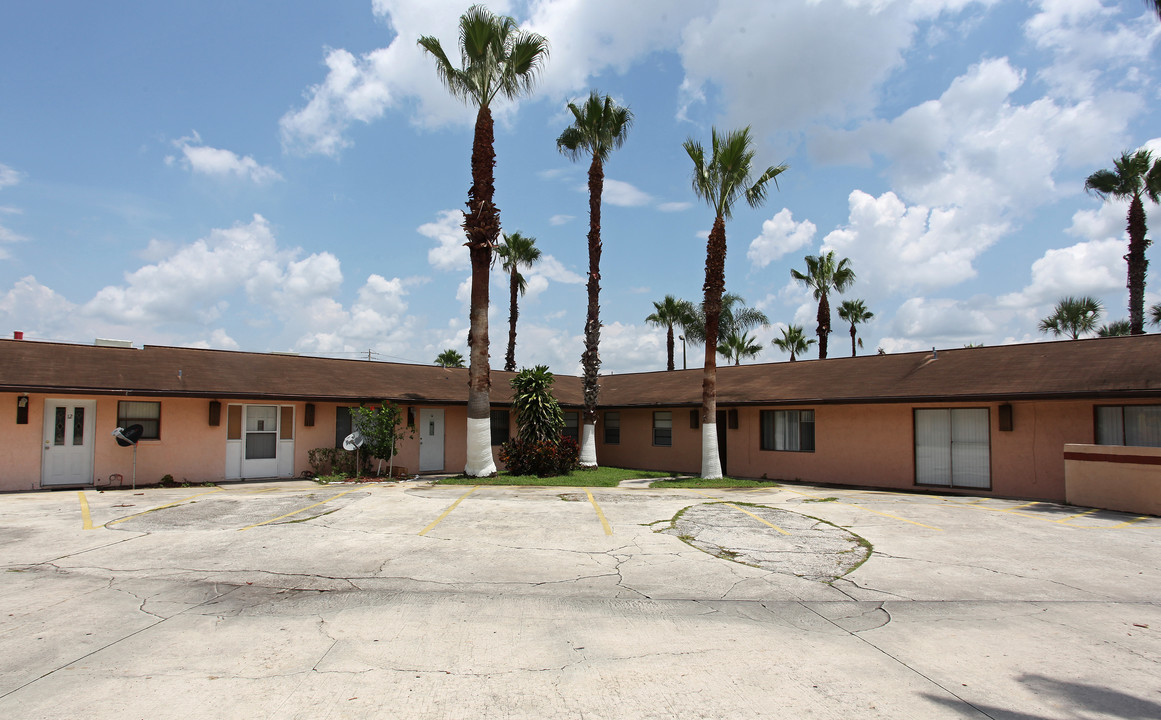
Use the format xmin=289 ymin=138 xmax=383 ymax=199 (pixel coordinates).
xmin=113 ymin=424 xmax=144 ymax=447
xmin=343 ymin=431 xmax=365 ymax=451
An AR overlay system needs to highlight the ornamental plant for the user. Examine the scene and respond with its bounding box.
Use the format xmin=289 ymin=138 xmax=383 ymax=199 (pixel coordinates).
xmin=351 ymin=401 xmax=413 ymax=477
xmin=500 ymin=366 xmax=578 ymax=477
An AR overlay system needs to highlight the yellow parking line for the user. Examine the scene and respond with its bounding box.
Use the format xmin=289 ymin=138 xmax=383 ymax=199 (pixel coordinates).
xmin=781 ymin=487 xmax=942 ymax=531
xmin=1053 ymin=508 xmax=1100 ymax=523
xmin=418 ymin=487 xmax=479 ymax=536
xmin=77 ymin=491 xmax=94 ymax=530
xmin=107 ymin=487 xmax=226 ymax=527
xmin=691 ymin=490 xmax=789 ymax=535
xmin=585 ymin=489 xmax=613 ymax=536
xmin=1067 ymin=516 xmax=1151 ymax=530
xmin=239 ymin=486 xmax=365 ymax=531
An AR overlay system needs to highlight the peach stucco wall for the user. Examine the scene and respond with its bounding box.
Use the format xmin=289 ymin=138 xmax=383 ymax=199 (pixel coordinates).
xmin=1064 ymin=443 xmax=1161 ymax=516
xmin=0 ymin=393 xmax=472 ymax=491
xmin=597 ymin=399 xmax=1140 ymax=501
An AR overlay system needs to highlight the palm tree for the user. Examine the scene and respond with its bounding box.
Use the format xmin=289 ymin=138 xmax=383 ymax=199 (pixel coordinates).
xmin=1039 ymin=296 xmax=1103 ymax=340
xmin=682 ymin=293 xmax=769 ymax=346
xmin=419 ymin=6 xmax=549 ymax=476
xmin=645 ymin=295 xmax=696 ymax=371
xmin=837 ymin=299 xmax=874 ymax=357
xmin=1098 ymin=319 xmax=1131 ymax=337
xmin=1084 ymin=149 xmax=1161 ymax=335
xmin=496 ymin=231 xmax=541 ymax=372
xmin=791 ymin=251 xmax=856 ymax=360
xmin=772 ymin=325 xmax=815 ymax=361
xmin=1151 ymin=302 xmax=1161 ymax=327
xmin=717 ymin=331 xmax=763 ymax=366
xmin=435 ymin=349 xmax=465 ymax=368
xmin=556 ymin=92 xmax=633 ymax=469
xmin=684 ymin=126 xmax=787 ymax=478
xmin=1147 ymin=1 xmax=1161 ymax=21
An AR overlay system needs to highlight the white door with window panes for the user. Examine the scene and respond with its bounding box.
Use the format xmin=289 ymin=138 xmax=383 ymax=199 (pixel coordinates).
xmin=226 ymin=405 xmax=295 ymax=479
xmin=915 ymin=408 xmax=990 ymax=488
xmin=42 ymin=400 xmax=96 ymax=486
xmin=419 ymin=409 xmax=444 ymax=472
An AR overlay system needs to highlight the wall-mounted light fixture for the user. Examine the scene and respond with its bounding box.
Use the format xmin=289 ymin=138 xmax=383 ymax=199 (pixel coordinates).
xmin=208 ymin=400 xmax=221 ymax=427
xmin=304 ymin=403 xmax=315 ymax=427
xmin=998 ymin=403 xmax=1013 ymax=432
xmin=16 ymin=395 xmax=29 ymax=425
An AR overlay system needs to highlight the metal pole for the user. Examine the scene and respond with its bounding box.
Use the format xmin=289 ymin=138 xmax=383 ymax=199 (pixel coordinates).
xmin=131 ymin=444 xmax=137 ymax=491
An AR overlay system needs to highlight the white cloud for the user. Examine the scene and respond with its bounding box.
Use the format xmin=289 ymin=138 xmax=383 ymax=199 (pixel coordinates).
xmin=582 ymin=178 xmax=652 ymax=207
xmin=657 ymin=201 xmax=692 ymax=212
xmin=171 ymin=132 xmax=282 ymax=183
xmin=0 ymin=163 xmax=22 ymax=189
xmin=421 ymin=209 xmax=467 ymax=272
xmin=747 ymin=209 xmax=816 ymax=268
xmin=549 ymin=214 xmax=574 ymax=226
xmin=889 ymin=296 xmax=998 ymax=342
xmin=0 ymin=276 xmax=77 ymax=337
xmin=997 ymin=238 xmax=1125 ymax=310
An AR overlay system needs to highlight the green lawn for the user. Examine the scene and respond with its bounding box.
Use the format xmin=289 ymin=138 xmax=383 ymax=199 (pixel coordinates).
xmin=437 ymin=466 xmax=672 ymax=487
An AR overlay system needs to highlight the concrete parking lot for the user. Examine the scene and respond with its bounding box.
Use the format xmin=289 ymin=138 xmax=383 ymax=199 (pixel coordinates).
xmin=1 ymin=478 xmax=1159 ymax=719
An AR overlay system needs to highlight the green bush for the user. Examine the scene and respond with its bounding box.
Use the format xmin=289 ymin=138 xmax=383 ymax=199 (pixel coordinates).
xmin=307 ymin=447 xmax=370 ymax=477
xmin=499 ymin=435 xmax=580 ymax=477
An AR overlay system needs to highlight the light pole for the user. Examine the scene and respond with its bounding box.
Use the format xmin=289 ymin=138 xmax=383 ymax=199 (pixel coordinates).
xmin=678 ymin=335 xmax=686 ymax=370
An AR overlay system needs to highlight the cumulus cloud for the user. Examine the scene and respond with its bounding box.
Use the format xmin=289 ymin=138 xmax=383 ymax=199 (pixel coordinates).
xmin=998 ymin=239 xmax=1125 ymax=310
xmin=747 ymin=209 xmax=816 ymax=268
xmin=0 ymin=163 xmax=22 ymax=189
xmin=169 ymin=132 xmax=282 ymax=183
xmin=421 ymin=209 xmax=467 ymax=272
xmin=588 ymin=178 xmax=652 ymax=207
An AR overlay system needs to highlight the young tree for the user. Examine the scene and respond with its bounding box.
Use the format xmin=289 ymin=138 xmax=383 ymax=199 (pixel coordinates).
xmin=684 ymin=126 xmax=787 ymax=478
xmin=645 ymin=295 xmax=697 ymax=371
xmin=791 ymin=251 xmax=856 ymax=360
xmin=419 ymin=6 xmax=549 ymax=476
xmin=1084 ymin=149 xmax=1161 ymax=335
xmin=837 ymin=299 xmax=874 ymax=357
xmin=556 ymin=91 xmax=633 ymax=469
xmin=350 ymin=402 xmax=412 ymax=478
xmin=772 ymin=325 xmax=815 ymax=361
xmin=717 ymin=331 xmax=763 ymax=366
xmin=496 ymin=231 xmax=541 ymax=372
xmin=435 ymin=349 xmax=465 ymax=368
xmin=1039 ymin=296 xmax=1103 ymax=340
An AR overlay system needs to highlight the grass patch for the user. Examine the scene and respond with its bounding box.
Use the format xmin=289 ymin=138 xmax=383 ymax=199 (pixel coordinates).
xmin=437 ymin=466 xmax=671 ymax=487
xmin=650 ymin=477 xmax=781 ymax=489
xmin=802 ymin=496 xmax=839 ymax=503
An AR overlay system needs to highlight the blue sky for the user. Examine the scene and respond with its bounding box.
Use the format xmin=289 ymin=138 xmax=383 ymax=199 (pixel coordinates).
xmin=1 ymin=0 xmax=1159 ymax=375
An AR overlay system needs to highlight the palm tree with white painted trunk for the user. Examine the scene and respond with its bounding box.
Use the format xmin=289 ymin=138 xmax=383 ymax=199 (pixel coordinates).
xmin=419 ymin=5 xmax=549 ymax=476
xmin=684 ymin=126 xmax=786 ymax=478
xmin=556 ymin=91 xmax=633 ymax=469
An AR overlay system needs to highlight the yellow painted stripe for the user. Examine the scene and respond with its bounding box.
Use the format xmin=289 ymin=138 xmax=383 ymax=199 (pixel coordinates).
xmin=1053 ymin=508 xmax=1100 ymax=523
xmin=107 ymin=487 xmax=226 ymax=527
xmin=690 ymin=490 xmax=789 ymax=535
xmin=1072 ymin=515 xmax=1150 ymax=530
xmin=781 ymin=487 xmax=942 ymax=531
xmin=78 ymin=491 xmax=94 ymax=531
xmin=585 ymin=489 xmax=613 ymax=536
xmin=239 ymin=486 xmax=365 ymax=531
xmin=418 ymin=487 xmax=479 ymax=536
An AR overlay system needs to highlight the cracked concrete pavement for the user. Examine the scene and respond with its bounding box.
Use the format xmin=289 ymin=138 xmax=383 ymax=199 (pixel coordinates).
xmin=1 ymin=479 xmax=1159 ymax=718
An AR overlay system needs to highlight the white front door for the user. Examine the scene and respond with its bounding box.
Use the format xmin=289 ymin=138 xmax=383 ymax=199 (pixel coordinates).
xmin=242 ymin=405 xmax=280 ymax=478
xmin=419 ymin=409 xmax=445 ymax=472
xmin=42 ymin=399 xmax=96 ymax=486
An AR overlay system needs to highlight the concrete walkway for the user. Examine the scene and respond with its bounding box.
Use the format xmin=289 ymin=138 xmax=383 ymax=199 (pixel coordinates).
xmin=1 ymin=480 xmax=1159 ymax=718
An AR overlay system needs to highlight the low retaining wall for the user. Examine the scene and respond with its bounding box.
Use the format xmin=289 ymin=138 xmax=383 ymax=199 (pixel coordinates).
xmin=1064 ymin=443 xmax=1161 ymax=517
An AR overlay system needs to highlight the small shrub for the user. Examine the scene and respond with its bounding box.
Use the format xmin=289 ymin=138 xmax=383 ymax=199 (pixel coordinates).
xmin=500 ymin=435 xmax=580 ymax=477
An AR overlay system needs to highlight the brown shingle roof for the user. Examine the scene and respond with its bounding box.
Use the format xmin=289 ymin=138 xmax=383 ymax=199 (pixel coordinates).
xmin=2 ymin=334 xmax=1159 ymax=408
xmin=599 ymin=334 xmax=1161 ymax=407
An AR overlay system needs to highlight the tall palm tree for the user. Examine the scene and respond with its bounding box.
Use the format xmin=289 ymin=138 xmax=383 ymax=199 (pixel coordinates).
xmin=435 ymin=349 xmax=465 ymax=368
xmin=717 ymin=331 xmax=763 ymax=366
xmin=837 ymin=298 xmax=874 ymax=357
xmin=1151 ymin=302 xmax=1161 ymax=327
xmin=419 ymin=6 xmax=549 ymax=476
xmin=1084 ymin=149 xmax=1161 ymax=335
xmin=682 ymin=293 xmax=769 ymax=346
xmin=1098 ymin=319 xmax=1131 ymax=337
xmin=496 ymin=231 xmax=541 ymax=372
xmin=556 ymin=92 xmax=633 ymax=469
xmin=791 ymin=251 xmax=856 ymax=360
xmin=684 ymin=126 xmax=787 ymax=478
xmin=1039 ymin=296 xmax=1103 ymax=340
xmin=772 ymin=325 xmax=815 ymax=361
xmin=645 ymin=295 xmax=696 ymax=371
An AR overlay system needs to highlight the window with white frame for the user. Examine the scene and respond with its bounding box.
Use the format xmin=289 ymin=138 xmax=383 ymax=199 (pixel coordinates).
xmin=118 ymin=401 xmax=161 ymax=440
xmin=1096 ymin=405 xmax=1161 ymax=447
xmin=604 ymin=412 xmax=620 ymax=445
xmin=760 ymin=410 xmax=815 ymax=452
xmin=914 ymin=408 xmax=990 ymax=489
xmin=653 ymin=411 xmax=672 ymax=446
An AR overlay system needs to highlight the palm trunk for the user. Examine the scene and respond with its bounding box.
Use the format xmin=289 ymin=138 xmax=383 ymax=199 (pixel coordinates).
xmin=579 ymin=153 xmax=603 ymax=468
xmin=464 ymin=105 xmax=499 ymax=476
xmin=700 ymin=215 xmax=727 ymax=479
xmin=505 ymin=268 xmax=518 ymax=372
xmin=1127 ymin=195 xmax=1149 ymax=335
xmin=850 ymin=324 xmax=857 ymax=357
xmin=665 ymin=324 xmax=675 ymax=372
xmin=817 ymin=294 xmax=831 ymax=360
